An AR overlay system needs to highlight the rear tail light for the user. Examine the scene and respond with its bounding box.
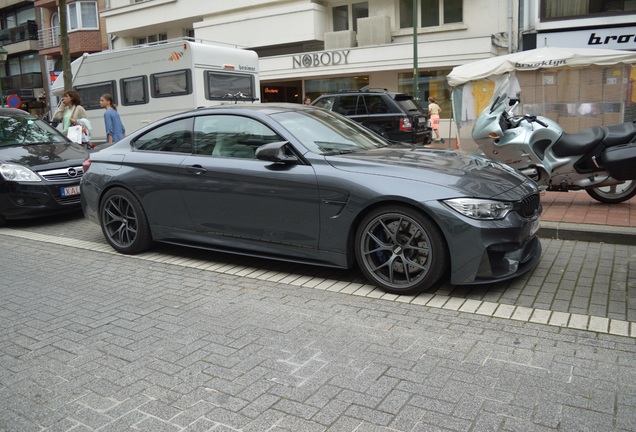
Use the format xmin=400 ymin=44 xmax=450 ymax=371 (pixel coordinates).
xmin=400 ymin=118 xmax=413 ymax=132
xmin=82 ymin=157 xmax=91 ymax=173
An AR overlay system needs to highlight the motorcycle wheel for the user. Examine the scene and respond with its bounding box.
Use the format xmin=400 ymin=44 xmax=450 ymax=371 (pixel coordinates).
xmin=586 ymin=180 xmax=636 ymax=203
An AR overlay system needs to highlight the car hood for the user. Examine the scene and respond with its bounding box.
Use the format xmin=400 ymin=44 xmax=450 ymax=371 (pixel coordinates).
xmin=326 ymin=146 xmax=535 ymax=199
xmin=0 ymin=142 xmax=87 ymax=170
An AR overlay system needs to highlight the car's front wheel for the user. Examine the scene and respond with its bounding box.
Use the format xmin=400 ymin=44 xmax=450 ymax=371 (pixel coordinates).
xmin=355 ymin=205 xmax=448 ymax=295
xmin=100 ymin=187 xmax=153 ymax=254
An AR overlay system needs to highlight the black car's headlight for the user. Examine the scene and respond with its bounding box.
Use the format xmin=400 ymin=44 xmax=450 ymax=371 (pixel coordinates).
xmin=0 ymin=163 xmax=42 ymax=182
xmin=443 ymin=198 xmax=513 ymax=220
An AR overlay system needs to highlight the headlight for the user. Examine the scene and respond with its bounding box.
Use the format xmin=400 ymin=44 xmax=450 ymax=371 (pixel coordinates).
xmin=443 ymin=198 xmax=513 ymax=220
xmin=0 ymin=163 xmax=42 ymax=182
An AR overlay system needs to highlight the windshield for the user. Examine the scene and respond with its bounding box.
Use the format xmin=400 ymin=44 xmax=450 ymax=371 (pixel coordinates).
xmin=486 ymin=74 xmax=522 ymax=114
xmin=272 ymin=108 xmax=389 ymax=155
xmin=0 ymin=114 xmax=68 ymax=147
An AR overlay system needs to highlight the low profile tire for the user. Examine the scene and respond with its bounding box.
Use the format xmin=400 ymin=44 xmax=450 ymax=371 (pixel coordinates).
xmin=355 ymin=205 xmax=449 ymax=295
xmin=586 ymin=180 xmax=636 ymax=203
xmin=100 ymin=187 xmax=153 ymax=254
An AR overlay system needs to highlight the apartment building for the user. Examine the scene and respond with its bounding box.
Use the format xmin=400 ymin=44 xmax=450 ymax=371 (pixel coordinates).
xmin=34 ymin=0 xmax=108 ymax=110
xmin=0 ymin=0 xmax=44 ymax=115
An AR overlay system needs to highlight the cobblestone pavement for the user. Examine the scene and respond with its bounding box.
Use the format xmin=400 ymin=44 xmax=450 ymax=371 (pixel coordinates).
xmin=1 ymin=213 xmax=636 ymax=431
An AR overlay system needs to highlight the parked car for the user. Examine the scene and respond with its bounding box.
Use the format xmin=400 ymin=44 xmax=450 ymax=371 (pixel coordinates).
xmin=0 ymin=108 xmax=87 ymax=226
xmin=311 ymin=89 xmax=433 ymax=144
xmin=81 ymin=104 xmax=542 ymax=295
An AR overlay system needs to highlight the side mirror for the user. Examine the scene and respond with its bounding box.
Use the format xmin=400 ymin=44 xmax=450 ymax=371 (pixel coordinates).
xmin=255 ymin=141 xmax=299 ymax=163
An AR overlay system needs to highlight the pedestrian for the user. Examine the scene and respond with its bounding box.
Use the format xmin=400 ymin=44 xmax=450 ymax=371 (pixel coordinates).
xmin=99 ymin=93 xmax=126 ymax=143
xmin=428 ymin=96 xmax=444 ymax=143
xmin=53 ymin=90 xmax=88 ymax=136
xmin=304 ymin=97 xmax=312 ymax=105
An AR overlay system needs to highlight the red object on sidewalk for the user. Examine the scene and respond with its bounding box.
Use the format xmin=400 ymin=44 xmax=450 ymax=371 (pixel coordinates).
xmin=540 ymin=191 xmax=636 ymax=228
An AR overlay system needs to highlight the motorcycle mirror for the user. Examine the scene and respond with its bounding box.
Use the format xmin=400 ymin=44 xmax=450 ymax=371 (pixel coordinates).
xmin=509 ymin=98 xmax=520 ymax=106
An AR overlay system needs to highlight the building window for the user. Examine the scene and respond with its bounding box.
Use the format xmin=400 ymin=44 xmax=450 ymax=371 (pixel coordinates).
xmin=541 ymin=0 xmax=636 ymax=18
xmin=135 ymin=33 xmax=168 ymax=45
xmin=398 ymin=70 xmax=452 ymax=118
xmin=332 ymin=2 xmax=368 ymax=32
xmin=68 ymin=2 xmax=98 ymax=30
xmin=400 ymin=0 xmax=463 ymax=28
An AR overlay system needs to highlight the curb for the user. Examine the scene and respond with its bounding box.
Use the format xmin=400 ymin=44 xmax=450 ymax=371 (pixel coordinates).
xmin=539 ymin=221 xmax=636 ymax=245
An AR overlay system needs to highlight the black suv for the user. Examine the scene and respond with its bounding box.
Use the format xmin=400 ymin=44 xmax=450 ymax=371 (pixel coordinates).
xmin=311 ymin=90 xmax=432 ymax=144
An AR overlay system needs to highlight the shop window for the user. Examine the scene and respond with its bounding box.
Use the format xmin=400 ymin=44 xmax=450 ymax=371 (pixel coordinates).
xmin=332 ymin=2 xmax=369 ymax=32
xmin=400 ymin=0 xmax=463 ymax=28
xmin=541 ymin=0 xmax=636 ymax=18
xmin=398 ymin=70 xmax=452 ymax=119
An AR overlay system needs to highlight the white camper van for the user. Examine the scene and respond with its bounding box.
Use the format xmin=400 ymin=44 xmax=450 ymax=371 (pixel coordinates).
xmin=50 ymin=39 xmax=260 ymax=142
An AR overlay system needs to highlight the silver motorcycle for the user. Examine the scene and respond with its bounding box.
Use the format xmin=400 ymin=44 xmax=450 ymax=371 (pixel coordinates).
xmin=472 ymin=75 xmax=636 ymax=203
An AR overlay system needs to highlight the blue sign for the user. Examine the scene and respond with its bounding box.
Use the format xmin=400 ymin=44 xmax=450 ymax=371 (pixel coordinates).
xmin=6 ymin=94 xmax=21 ymax=108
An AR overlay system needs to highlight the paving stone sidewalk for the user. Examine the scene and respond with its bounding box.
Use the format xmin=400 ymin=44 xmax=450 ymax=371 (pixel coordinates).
xmin=1 ymin=235 xmax=636 ymax=431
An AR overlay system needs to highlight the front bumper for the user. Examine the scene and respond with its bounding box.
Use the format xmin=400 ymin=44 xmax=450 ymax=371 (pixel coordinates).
xmin=0 ymin=179 xmax=82 ymax=220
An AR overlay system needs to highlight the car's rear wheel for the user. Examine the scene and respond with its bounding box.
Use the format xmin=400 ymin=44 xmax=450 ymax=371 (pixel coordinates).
xmin=100 ymin=187 xmax=152 ymax=254
xmin=355 ymin=205 xmax=448 ymax=295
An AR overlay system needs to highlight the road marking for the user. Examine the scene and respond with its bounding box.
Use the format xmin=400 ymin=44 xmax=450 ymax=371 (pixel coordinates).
xmin=2 ymin=228 xmax=634 ymax=339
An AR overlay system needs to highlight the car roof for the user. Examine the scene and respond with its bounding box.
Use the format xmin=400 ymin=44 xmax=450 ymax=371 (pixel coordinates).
xmin=0 ymin=108 xmax=36 ymax=118
xmin=315 ymin=89 xmax=402 ymax=98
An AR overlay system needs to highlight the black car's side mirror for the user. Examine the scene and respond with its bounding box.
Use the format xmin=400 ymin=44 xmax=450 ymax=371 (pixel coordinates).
xmin=255 ymin=141 xmax=298 ymax=163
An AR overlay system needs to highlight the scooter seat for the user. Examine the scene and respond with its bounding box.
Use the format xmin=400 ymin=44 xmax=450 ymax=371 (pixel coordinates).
xmin=552 ymin=126 xmax=605 ymax=157
xmin=602 ymin=121 xmax=636 ymax=147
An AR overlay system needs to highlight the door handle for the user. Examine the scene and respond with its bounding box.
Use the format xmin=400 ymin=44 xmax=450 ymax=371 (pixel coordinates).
xmin=186 ymin=165 xmax=206 ymax=175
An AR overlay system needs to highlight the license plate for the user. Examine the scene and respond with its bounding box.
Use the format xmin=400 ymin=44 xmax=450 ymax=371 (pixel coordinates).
xmin=61 ymin=185 xmax=81 ymax=197
xmin=530 ymin=219 xmax=540 ymax=236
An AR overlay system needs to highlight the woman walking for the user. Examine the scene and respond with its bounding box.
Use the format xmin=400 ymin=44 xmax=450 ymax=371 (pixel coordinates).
xmin=53 ymin=90 xmax=88 ymax=136
xmin=99 ymin=94 xmax=126 ymax=143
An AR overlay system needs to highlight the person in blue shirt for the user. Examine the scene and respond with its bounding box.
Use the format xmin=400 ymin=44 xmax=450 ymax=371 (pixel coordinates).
xmin=99 ymin=94 xmax=126 ymax=143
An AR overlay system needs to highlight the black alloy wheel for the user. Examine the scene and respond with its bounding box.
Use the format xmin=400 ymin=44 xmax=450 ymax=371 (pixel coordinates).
xmin=355 ymin=205 xmax=448 ymax=295
xmin=100 ymin=187 xmax=153 ymax=254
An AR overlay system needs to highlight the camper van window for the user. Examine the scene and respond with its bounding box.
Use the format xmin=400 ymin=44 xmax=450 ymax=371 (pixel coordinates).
xmin=205 ymin=71 xmax=254 ymax=101
xmin=151 ymin=69 xmax=192 ymax=98
xmin=121 ymin=76 xmax=148 ymax=106
xmin=76 ymin=81 xmax=116 ymax=110
xmin=133 ymin=117 xmax=193 ymax=153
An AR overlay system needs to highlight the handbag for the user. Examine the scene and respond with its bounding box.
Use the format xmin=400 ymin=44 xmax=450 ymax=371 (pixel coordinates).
xmin=67 ymin=125 xmax=83 ymax=144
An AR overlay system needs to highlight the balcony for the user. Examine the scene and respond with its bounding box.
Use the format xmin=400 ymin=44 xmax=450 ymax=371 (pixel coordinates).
xmin=0 ymin=21 xmax=38 ymax=46
xmin=38 ymin=26 xmax=104 ymax=56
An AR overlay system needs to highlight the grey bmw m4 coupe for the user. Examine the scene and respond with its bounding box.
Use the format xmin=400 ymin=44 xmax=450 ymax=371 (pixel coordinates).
xmin=81 ymin=104 xmax=542 ymax=295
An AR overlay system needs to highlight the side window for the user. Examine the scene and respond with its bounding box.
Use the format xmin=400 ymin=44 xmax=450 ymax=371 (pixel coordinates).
xmin=193 ymin=115 xmax=282 ymax=159
xmin=132 ymin=118 xmax=193 ymax=152
xmin=364 ymin=95 xmax=390 ymax=114
xmin=313 ymin=97 xmax=335 ymax=111
xmin=337 ymin=95 xmax=358 ymax=116
xmin=76 ymin=81 xmax=116 ymax=110
xmin=151 ymin=69 xmax=192 ymax=98
xmin=205 ymin=71 xmax=255 ymax=101
xmin=121 ymin=76 xmax=148 ymax=106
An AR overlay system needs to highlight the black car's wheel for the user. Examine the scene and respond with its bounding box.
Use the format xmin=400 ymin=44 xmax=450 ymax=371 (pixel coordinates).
xmin=586 ymin=180 xmax=636 ymax=203
xmin=100 ymin=187 xmax=152 ymax=254
xmin=355 ymin=205 xmax=448 ymax=295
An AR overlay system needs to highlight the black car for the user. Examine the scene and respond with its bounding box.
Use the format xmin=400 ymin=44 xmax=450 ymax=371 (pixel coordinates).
xmin=0 ymin=108 xmax=87 ymax=226
xmin=81 ymin=103 xmax=542 ymax=295
xmin=311 ymin=89 xmax=432 ymax=144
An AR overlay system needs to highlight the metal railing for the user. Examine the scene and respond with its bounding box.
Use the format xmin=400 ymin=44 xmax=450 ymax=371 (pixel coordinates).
xmin=37 ymin=26 xmax=61 ymax=50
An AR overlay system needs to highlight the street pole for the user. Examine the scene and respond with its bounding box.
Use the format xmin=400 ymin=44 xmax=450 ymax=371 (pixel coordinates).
xmin=413 ymin=0 xmax=419 ymax=102
xmin=0 ymin=46 xmax=7 ymax=108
